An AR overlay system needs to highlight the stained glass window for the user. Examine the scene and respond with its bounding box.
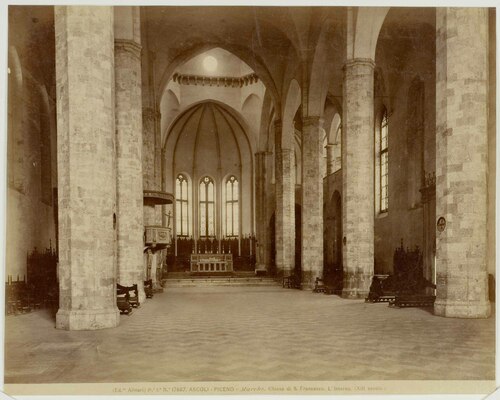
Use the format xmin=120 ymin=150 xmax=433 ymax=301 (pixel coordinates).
xmin=225 ymin=176 xmax=239 ymax=237
xmin=175 ymin=174 xmax=190 ymax=236
xmin=380 ymin=109 xmax=389 ymax=213
xmin=200 ymin=176 xmax=215 ymax=237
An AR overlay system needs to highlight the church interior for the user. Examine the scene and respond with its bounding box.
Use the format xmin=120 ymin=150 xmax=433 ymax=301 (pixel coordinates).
xmin=3 ymin=5 xmax=497 ymax=387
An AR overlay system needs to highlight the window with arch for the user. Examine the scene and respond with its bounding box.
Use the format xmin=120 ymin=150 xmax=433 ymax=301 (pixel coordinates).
xmin=322 ymin=129 xmax=328 ymax=177
xmin=199 ymin=176 xmax=215 ymax=237
xmin=225 ymin=175 xmax=239 ymax=237
xmin=379 ymin=109 xmax=389 ymax=212
xmin=175 ymin=174 xmax=190 ymax=236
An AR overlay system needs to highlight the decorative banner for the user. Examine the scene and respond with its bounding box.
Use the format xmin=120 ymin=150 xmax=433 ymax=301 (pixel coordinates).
xmin=437 ymin=217 xmax=446 ymax=232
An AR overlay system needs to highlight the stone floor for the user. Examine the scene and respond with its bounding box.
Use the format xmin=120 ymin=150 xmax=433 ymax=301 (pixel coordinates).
xmin=4 ymin=286 xmax=495 ymax=383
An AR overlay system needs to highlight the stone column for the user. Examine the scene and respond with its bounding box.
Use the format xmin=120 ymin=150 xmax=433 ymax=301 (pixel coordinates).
xmin=55 ymin=6 xmax=119 ymax=330
xmin=274 ymin=120 xmax=295 ymax=278
xmin=115 ymin=7 xmax=145 ymax=303
xmin=434 ymin=8 xmax=490 ymax=318
xmin=325 ymin=143 xmax=335 ymax=175
xmin=143 ymin=107 xmax=161 ymax=192
xmin=342 ymin=58 xmax=375 ymax=299
xmin=301 ymin=116 xmax=324 ymax=289
xmin=143 ymin=105 xmax=165 ymax=290
xmin=255 ymin=151 xmax=267 ymax=271
xmin=420 ymin=176 xmax=436 ymax=294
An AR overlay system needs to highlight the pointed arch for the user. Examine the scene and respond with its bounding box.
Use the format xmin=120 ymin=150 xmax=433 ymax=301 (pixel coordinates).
xmin=160 ymin=88 xmax=181 ymax=145
xmin=282 ymin=79 xmax=301 ymax=149
xmin=258 ymin=89 xmax=275 ymax=153
xmin=157 ymin=44 xmax=281 ymax=117
xmin=347 ymin=7 xmax=390 ymax=60
xmin=307 ymin=19 xmax=335 ymax=117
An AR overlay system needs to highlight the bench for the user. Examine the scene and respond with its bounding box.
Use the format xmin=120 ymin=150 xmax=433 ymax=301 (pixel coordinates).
xmin=116 ymin=283 xmax=140 ymax=315
xmin=144 ymin=279 xmax=154 ymax=299
xmin=282 ymin=274 xmax=301 ymax=289
xmin=365 ymin=294 xmax=396 ymax=303
xmin=5 ymin=281 xmax=32 ymax=315
xmin=313 ymin=277 xmax=327 ymax=293
xmin=389 ymin=295 xmax=436 ymax=308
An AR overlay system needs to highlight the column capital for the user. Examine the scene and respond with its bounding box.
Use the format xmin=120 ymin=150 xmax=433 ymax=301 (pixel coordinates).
xmin=115 ymin=39 xmax=142 ymax=60
xmin=343 ymin=58 xmax=375 ymax=71
xmin=255 ymin=150 xmax=273 ymax=157
xmin=276 ymin=147 xmax=294 ymax=157
xmin=302 ymin=115 xmax=324 ymax=128
xmin=273 ymin=119 xmax=283 ymax=130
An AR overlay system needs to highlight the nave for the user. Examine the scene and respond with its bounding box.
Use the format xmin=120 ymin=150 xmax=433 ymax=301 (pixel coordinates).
xmin=5 ymin=285 xmax=495 ymax=386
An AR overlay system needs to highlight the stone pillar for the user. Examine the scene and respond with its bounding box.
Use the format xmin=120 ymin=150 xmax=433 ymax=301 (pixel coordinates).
xmin=342 ymin=58 xmax=375 ymax=299
xmin=55 ymin=6 xmax=119 ymax=330
xmin=434 ymin=8 xmax=490 ymax=318
xmin=334 ymin=140 xmax=342 ymax=172
xmin=143 ymin=107 xmax=161 ymax=192
xmin=143 ymin=104 xmax=164 ymax=289
xmin=301 ymin=116 xmax=324 ymax=289
xmin=274 ymin=120 xmax=295 ymax=278
xmin=115 ymin=7 xmax=145 ymax=303
xmin=255 ymin=151 xmax=267 ymax=271
xmin=420 ymin=176 xmax=436 ymax=294
xmin=325 ymin=143 xmax=335 ymax=175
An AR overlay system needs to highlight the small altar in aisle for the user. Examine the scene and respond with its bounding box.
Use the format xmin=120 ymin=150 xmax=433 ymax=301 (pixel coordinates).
xmin=190 ymin=253 xmax=233 ymax=273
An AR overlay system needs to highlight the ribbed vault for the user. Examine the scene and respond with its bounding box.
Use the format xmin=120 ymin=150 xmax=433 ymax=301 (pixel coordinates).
xmin=163 ymin=101 xmax=254 ymax=236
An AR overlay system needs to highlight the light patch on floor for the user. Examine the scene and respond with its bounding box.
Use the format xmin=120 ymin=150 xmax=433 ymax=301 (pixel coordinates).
xmin=4 ymin=286 xmax=495 ymax=383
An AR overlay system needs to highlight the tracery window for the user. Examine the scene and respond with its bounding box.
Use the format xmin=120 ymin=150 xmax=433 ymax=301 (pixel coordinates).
xmin=225 ymin=175 xmax=239 ymax=237
xmin=199 ymin=176 xmax=215 ymax=237
xmin=175 ymin=174 xmax=190 ymax=236
xmin=379 ymin=109 xmax=389 ymax=213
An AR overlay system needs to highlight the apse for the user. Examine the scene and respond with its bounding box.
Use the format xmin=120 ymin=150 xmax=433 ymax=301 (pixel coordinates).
xmin=160 ymin=47 xmax=264 ymax=150
xmin=163 ymin=101 xmax=254 ymax=239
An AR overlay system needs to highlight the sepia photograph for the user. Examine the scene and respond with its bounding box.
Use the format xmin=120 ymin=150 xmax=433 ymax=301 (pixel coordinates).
xmin=0 ymin=1 xmax=497 ymax=398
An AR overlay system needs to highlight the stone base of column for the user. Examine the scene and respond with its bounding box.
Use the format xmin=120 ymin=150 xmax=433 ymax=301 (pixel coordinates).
xmin=341 ymin=288 xmax=369 ymax=299
xmin=301 ymin=270 xmax=316 ymax=290
xmin=276 ymin=268 xmax=284 ymax=279
xmin=341 ymin=272 xmax=372 ymax=299
xmin=153 ymin=281 xmax=164 ymax=293
xmin=56 ymin=307 xmax=120 ymax=330
xmin=138 ymin=285 xmax=146 ymax=304
xmin=255 ymin=263 xmax=267 ymax=274
xmin=434 ymin=299 xmax=491 ymax=318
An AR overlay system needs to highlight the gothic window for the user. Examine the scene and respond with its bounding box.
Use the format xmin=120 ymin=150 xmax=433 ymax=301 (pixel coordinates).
xmin=199 ymin=176 xmax=215 ymax=237
xmin=225 ymin=175 xmax=239 ymax=237
xmin=322 ymin=129 xmax=328 ymax=178
xmin=379 ymin=109 xmax=389 ymax=213
xmin=175 ymin=174 xmax=190 ymax=236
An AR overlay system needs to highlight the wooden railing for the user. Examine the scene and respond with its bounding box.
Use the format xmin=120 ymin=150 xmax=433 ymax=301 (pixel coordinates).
xmin=169 ymin=236 xmax=256 ymax=272
xmin=190 ymin=254 xmax=233 ymax=273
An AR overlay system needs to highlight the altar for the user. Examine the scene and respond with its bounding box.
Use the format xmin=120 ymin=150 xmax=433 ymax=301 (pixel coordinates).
xmin=190 ymin=254 xmax=233 ymax=273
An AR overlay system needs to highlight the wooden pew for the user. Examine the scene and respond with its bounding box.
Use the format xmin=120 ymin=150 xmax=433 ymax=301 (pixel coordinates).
xmin=144 ymin=279 xmax=154 ymax=299
xmin=313 ymin=277 xmax=327 ymax=293
xmin=282 ymin=274 xmax=301 ymax=289
xmin=116 ymin=284 xmax=140 ymax=315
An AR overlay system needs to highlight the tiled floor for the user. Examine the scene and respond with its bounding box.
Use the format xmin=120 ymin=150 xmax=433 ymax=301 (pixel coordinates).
xmin=4 ymin=286 xmax=495 ymax=383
